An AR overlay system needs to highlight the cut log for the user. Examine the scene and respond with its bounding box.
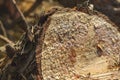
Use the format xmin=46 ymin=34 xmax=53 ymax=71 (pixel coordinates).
xmin=1 ymin=7 xmax=120 ymax=80
xmin=39 ymin=8 xmax=120 ymax=80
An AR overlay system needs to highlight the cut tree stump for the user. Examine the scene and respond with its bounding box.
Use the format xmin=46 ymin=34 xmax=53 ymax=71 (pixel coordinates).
xmin=0 ymin=7 xmax=120 ymax=80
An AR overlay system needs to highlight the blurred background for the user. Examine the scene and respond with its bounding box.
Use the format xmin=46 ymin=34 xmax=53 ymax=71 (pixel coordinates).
xmin=0 ymin=0 xmax=120 ymax=59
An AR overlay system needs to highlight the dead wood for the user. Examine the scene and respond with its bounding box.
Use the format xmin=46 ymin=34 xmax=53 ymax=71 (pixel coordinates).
xmin=39 ymin=8 xmax=120 ymax=80
xmin=0 ymin=21 xmax=7 ymax=37
xmin=24 ymin=0 xmax=43 ymax=16
xmin=91 ymin=0 xmax=120 ymax=28
xmin=0 ymin=0 xmax=28 ymax=31
xmin=0 ymin=7 xmax=120 ymax=80
xmin=0 ymin=35 xmax=14 ymax=45
xmin=0 ymin=7 xmax=58 ymax=80
xmin=58 ymin=0 xmax=120 ymax=28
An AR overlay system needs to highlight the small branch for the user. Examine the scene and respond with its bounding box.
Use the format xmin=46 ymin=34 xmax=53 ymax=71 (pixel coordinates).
xmin=24 ymin=0 xmax=43 ymax=16
xmin=0 ymin=35 xmax=14 ymax=45
xmin=0 ymin=21 xmax=7 ymax=37
xmin=12 ymin=0 xmax=28 ymax=31
xmin=20 ymin=73 xmax=27 ymax=80
xmin=0 ymin=46 xmax=6 ymax=53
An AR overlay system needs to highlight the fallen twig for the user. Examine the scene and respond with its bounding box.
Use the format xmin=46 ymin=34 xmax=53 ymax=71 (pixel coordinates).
xmin=24 ymin=0 xmax=43 ymax=16
xmin=0 ymin=21 xmax=7 ymax=37
xmin=0 ymin=46 xmax=6 ymax=53
xmin=12 ymin=0 xmax=29 ymax=31
xmin=0 ymin=35 xmax=14 ymax=45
